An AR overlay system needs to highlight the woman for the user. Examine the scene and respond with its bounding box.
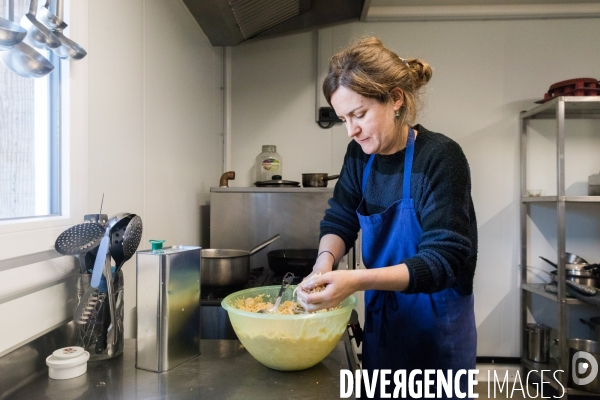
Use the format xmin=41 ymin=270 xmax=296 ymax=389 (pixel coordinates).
xmin=296 ymin=37 xmax=477 ymax=398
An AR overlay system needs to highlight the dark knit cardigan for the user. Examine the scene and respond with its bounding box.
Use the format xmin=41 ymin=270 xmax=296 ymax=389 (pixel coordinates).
xmin=320 ymin=125 xmax=477 ymax=295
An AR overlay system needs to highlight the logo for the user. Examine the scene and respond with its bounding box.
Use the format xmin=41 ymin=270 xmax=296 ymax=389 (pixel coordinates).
xmin=572 ymin=351 xmax=599 ymax=386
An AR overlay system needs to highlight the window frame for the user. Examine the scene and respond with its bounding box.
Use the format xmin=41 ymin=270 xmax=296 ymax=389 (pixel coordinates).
xmin=0 ymin=0 xmax=88 ymax=259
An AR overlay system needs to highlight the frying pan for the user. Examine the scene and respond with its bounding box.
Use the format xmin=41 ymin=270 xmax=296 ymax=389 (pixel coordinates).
xmin=267 ymin=249 xmax=339 ymax=277
xmin=539 ymin=255 xmax=600 ymax=274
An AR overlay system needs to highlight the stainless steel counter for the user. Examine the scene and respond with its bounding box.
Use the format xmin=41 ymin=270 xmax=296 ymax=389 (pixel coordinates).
xmin=8 ymin=339 xmax=351 ymax=400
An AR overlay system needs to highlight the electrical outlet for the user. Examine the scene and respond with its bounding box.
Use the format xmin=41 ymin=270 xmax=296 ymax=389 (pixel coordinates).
xmin=318 ymin=107 xmax=342 ymax=123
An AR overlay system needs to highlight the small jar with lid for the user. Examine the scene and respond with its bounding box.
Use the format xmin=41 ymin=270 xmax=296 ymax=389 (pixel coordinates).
xmin=255 ymin=145 xmax=283 ymax=182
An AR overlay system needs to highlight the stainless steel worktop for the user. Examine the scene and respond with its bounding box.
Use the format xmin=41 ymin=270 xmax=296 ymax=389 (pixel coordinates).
xmin=8 ymin=339 xmax=351 ymax=400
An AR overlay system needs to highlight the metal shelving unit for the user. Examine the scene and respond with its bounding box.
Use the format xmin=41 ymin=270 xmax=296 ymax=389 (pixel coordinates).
xmin=520 ymin=96 xmax=600 ymax=398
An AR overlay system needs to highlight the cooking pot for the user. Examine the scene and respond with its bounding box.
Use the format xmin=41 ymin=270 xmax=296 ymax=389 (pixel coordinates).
xmin=302 ymin=173 xmax=340 ymax=188
xmin=201 ymin=234 xmax=280 ymax=287
xmin=267 ymin=249 xmax=339 ymax=277
xmin=549 ymin=270 xmax=600 ymax=288
xmin=525 ymin=323 xmax=551 ymax=362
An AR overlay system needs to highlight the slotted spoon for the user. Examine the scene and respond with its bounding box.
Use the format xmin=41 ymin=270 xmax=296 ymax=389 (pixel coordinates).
xmin=55 ymin=222 xmax=105 ymax=274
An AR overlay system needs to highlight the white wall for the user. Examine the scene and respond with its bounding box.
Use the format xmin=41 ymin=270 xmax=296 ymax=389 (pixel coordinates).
xmin=0 ymin=0 xmax=222 ymax=353
xmin=87 ymin=0 xmax=223 ymax=337
xmin=229 ymin=19 xmax=600 ymax=356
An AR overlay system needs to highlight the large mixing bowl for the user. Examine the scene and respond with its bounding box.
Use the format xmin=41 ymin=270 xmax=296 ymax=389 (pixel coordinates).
xmin=221 ymin=285 xmax=356 ymax=371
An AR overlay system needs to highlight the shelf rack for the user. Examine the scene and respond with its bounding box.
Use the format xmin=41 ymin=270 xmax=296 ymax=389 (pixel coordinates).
xmin=520 ymin=96 xmax=600 ymax=399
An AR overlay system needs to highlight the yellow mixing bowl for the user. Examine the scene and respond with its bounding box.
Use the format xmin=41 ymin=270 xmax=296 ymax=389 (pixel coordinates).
xmin=221 ymin=285 xmax=356 ymax=371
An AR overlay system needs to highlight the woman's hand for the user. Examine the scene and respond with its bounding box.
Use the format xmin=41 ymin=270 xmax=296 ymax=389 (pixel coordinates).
xmin=296 ymin=270 xmax=359 ymax=312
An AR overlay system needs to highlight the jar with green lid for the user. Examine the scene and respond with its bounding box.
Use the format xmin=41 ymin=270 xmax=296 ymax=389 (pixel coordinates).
xmin=255 ymin=145 xmax=282 ymax=182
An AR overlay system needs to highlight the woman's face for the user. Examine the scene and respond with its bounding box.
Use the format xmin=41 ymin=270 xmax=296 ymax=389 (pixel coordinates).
xmin=331 ymin=86 xmax=402 ymax=155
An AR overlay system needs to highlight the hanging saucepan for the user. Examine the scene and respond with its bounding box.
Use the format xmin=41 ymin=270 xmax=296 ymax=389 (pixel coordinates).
xmin=254 ymin=175 xmax=300 ymax=187
xmin=302 ymin=173 xmax=340 ymax=188
xmin=201 ymin=234 xmax=280 ymax=287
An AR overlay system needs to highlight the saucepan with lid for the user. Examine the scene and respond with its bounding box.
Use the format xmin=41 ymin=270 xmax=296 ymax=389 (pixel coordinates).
xmin=302 ymin=173 xmax=340 ymax=188
xmin=254 ymin=175 xmax=300 ymax=187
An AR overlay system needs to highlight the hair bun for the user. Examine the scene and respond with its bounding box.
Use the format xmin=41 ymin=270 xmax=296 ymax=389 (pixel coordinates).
xmin=408 ymin=59 xmax=433 ymax=88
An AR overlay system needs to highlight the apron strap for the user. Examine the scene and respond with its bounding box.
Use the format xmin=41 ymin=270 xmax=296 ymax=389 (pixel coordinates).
xmin=403 ymin=127 xmax=416 ymax=200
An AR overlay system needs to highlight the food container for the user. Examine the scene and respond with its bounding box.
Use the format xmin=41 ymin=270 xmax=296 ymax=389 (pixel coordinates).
xmin=568 ymin=338 xmax=600 ymax=393
xmin=136 ymin=243 xmax=201 ymax=372
xmin=46 ymin=347 xmax=90 ymax=380
xmin=221 ymin=286 xmax=356 ymax=371
xmin=525 ymin=323 xmax=551 ymax=362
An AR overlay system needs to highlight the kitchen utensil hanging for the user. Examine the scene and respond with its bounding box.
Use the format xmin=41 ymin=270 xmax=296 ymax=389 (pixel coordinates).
xmin=0 ymin=0 xmax=26 ymax=50
xmin=0 ymin=0 xmax=86 ymax=79
xmin=20 ymin=0 xmax=61 ymax=50
xmin=37 ymin=0 xmax=66 ymax=30
xmin=0 ymin=0 xmax=54 ymax=78
xmin=47 ymin=0 xmax=86 ymax=60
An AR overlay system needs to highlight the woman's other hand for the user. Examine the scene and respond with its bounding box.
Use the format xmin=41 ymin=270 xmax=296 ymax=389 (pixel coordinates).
xmin=296 ymin=270 xmax=358 ymax=312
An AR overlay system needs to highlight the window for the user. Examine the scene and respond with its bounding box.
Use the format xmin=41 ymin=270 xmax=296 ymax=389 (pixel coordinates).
xmin=0 ymin=0 xmax=61 ymax=220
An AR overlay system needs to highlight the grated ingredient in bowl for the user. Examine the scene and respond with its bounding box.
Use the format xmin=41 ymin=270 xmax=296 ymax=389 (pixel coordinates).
xmin=233 ymin=292 xmax=338 ymax=314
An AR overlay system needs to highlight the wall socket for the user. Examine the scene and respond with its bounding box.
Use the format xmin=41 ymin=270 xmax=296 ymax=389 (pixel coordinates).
xmin=318 ymin=107 xmax=342 ymax=123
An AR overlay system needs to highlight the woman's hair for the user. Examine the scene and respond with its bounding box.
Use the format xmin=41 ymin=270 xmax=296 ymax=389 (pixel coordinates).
xmin=323 ymin=37 xmax=432 ymax=126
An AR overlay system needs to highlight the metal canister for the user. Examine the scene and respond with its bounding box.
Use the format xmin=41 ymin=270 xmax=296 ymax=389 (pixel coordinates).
xmin=525 ymin=323 xmax=551 ymax=363
xmin=136 ymin=243 xmax=201 ymax=372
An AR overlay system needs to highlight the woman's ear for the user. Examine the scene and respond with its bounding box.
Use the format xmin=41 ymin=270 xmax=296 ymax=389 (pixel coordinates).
xmin=390 ymin=87 xmax=404 ymax=111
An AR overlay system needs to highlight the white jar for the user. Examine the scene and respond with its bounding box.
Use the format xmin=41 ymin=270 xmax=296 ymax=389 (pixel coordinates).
xmin=255 ymin=145 xmax=282 ymax=182
xmin=46 ymin=346 xmax=90 ymax=380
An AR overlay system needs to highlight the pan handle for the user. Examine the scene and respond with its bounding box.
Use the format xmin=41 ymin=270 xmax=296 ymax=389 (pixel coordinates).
xmin=581 ymin=318 xmax=595 ymax=329
xmin=324 ymin=174 xmax=340 ymax=181
xmin=248 ymin=234 xmax=280 ymax=256
xmin=539 ymin=256 xmax=558 ymax=269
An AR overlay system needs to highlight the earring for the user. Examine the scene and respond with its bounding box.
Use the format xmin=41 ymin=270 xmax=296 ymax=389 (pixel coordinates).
xmin=395 ymin=111 xmax=400 ymax=119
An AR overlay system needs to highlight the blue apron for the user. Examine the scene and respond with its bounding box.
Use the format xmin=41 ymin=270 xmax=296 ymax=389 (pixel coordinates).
xmin=356 ymin=127 xmax=477 ymax=399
